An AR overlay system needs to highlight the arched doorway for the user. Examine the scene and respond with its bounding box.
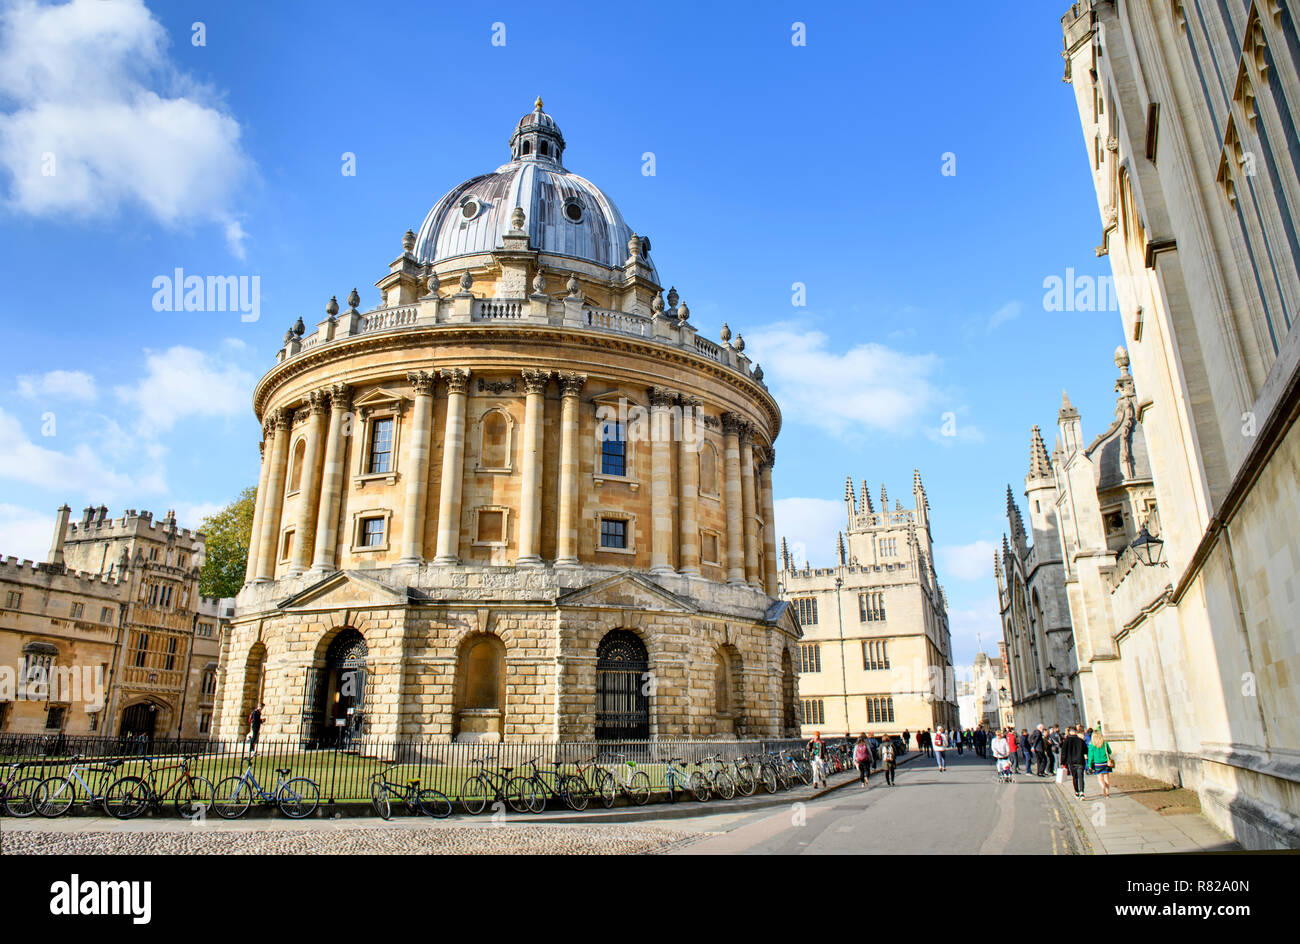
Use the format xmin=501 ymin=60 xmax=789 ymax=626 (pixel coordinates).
xmin=303 ymin=629 xmax=368 ymax=748
xmin=714 ymin=644 xmax=743 ymax=737
xmin=238 ymin=642 xmax=267 ymax=737
xmin=595 ymin=630 xmax=649 ymax=741
xmin=781 ymin=649 xmax=797 ymax=735
xmin=121 ymin=702 xmax=157 ymax=738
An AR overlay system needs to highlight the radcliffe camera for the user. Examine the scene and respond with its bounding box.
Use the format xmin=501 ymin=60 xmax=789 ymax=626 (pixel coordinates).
xmin=0 ymin=0 xmax=1292 ymax=913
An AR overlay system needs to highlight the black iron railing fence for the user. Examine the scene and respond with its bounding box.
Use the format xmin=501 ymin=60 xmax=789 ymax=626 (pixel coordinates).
xmin=0 ymin=734 xmax=874 ymax=804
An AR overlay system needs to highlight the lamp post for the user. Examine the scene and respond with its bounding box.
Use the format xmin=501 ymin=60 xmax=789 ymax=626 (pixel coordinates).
xmin=1130 ymin=525 xmax=1165 ymax=566
xmin=834 ymin=575 xmax=849 ymax=734
xmin=998 ymin=685 xmax=1010 ymax=729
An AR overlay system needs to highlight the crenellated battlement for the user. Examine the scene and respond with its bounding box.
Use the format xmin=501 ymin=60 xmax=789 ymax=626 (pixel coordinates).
xmin=0 ymin=555 xmax=125 ymax=594
xmin=63 ymin=506 xmax=206 ymax=546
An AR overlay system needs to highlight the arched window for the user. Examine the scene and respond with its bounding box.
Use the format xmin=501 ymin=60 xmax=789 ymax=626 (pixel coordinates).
xmin=699 ymin=442 xmax=718 ymax=495
xmin=288 ymin=439 xmax=306 ymax=493
xmin=522 ymin=141 xmax=531 ymax=155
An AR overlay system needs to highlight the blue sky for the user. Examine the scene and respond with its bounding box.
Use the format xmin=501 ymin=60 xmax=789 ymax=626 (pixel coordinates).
xmin=0 ymin=0 xmax=1125 ymax=669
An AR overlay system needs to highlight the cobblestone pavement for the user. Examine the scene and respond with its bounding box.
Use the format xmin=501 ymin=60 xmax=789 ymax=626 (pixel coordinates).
xmin=1051 ymin=775 xmax=1238 ymax=853
xmin=0 ymin=821 xmax=693 ymax=855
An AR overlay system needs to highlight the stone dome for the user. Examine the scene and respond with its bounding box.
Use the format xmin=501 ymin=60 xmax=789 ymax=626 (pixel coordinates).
xmin=413 ymin=99 xmax=657 ymax=279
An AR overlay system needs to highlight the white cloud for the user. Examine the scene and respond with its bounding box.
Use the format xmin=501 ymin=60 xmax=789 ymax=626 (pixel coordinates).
xmin=17 ymin=369 xmax=97 ymax=401
xmin=0 ymin=407 xmax=142 ymax=496
xmin=987 ymin=301 xmax=1022 ymax=331
xmin=947 ymin=594 xmax=1004 ymax=661
xmin=744 ymin=322 xmax=943 ymax=439
xmin=0 ymin=503 xmax=54 ymax=561
xmin=0 ymin=0 xmax=253 ymax=255
xmin=114 ymin=345 xmax=253 ymax=434
xmin=774 ymin=497 xmax=846 ymax=568
xmin=936 ymin=539 xmax=997 ymax=582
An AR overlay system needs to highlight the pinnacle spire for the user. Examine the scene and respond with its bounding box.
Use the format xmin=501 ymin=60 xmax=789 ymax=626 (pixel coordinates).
xmin=862 ymin=480 xmax=874 ymax=513
xmin=836 ymin=531 xmax=846 ymax=565
xmin=880 ymin=483 xmax=888 ymax=508
xmin=1059 ymin=389 xmax=1079 ymax=420
xmin=1029 ymin=425 xmax=1052 ymax=478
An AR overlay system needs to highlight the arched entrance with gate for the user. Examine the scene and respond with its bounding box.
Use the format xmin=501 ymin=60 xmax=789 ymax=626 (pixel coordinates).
xmin=594 ymin=630 xmax=649 ymax=741
xmin=301 ymin=628 xmax=368 ymax=747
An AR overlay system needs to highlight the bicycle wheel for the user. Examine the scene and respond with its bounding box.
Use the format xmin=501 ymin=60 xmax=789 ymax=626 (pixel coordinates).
xmin=104 ymin=776 xmax=149 ymax=820
xmin=4 ymin=776 xmax=44 ymax=817
xmin=507 ymin=776 xmax=542 ymax=814
xmin=689 ymin=771 xmax=711 ymax=802
xmin=371 ymin=781 xmax=392 ymax=820
xmin=733 ymin=767 xmax=757 ymax=797
xmin=712 ymin=771 xmax=736 ymax=800
xmin=794 ymin=764 xmax=812 ymax=786
xmin=594 ymin=769 xmax=617 ymax=808
xmin=560 ymin=775 xmax=590 ymax=812
xmin=461 ymin=776 xmax=489 ymax=816
xmin=277 ymin=778 xmax=320 ymax=819
xmin=213 ymin=776 xmax=252 ymax=820
xmin=627 ymin=770 xmax=652 ymax=806
xmin=34 ymin=776 xmax=76 ymax=818
xmin=761 ymin=765 xmax=779 ymax=794
xmin=418 ymin=788 xmax=452 ymax=819
xmin=175 ymin=777 xmax=214 ymax=820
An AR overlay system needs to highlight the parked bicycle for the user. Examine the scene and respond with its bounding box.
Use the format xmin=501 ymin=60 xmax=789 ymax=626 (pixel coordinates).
xmin=1 ymin=762 xmax=42 ymax=817
xmin=214 ymin=760 xmax=321 ymax=819
xmin=33 ymin=757 xmax=125 ymax=817
xmin=369 ymin=761 xmax=452 ymax=820
xmin=698 ymin=753 xmax=737 ymax=800
xmin=663 ymin=756 xmax=710 ymax=802
xmin=593 ymin=752 xmax=652 ymax=806
xmin=461 ymin=757 xmax=541 ymax=816
xmin=728 ymin=755 xmax=759 ymax=797
xmin=103 ymin=756 xmax=214 ymax=820
xmin=516 ymin=757 xmax=578 ymax=814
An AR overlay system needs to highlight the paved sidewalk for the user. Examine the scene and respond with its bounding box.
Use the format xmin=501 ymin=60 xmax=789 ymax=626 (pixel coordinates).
xmin=1049 ymin=774 xmax=1238 ymax=854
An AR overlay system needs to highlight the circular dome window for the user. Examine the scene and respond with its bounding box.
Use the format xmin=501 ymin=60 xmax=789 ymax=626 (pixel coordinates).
xmin=461 ymin=198 xmax=481 ymax=221
xmin=563 ymin=199 xmax=583 ymax=223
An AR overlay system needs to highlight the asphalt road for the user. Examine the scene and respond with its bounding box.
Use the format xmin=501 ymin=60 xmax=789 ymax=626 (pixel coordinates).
xmin=669 ymin=749 xmax=1082 ymax=854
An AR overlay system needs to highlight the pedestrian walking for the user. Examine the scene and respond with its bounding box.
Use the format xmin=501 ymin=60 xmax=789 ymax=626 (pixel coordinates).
xmin=1031 ymin=724 xmax=1048 ymax=776
xmin=1060 ymin=725 xmax=1089 ymax=798
xmin=902 ymin=728 xmax=911 ymax=753
xmin=1088 ymin=733 xmax=1115 ymax=797
xmin=854 ymin=735 xmax=871 ymax=787
xmin=1021 ymin=728 xmax=1033 ymax=772
xmin=808 ymin=730 xmax=828 ymax=789
xmin=867 ymin=732 xmax=881 ymax=771
xmin=991 ymin=727 xmax=1012 ymax=782
xmin=247 ymin=702 xmax=264 ymax=755
xmin=933 ymin=725 xmax=948 ymax=772
xmin=881 ymin=734 xmax=898 ymax=786
xmin=1006 ymin=727 xmax=1020 ymax=773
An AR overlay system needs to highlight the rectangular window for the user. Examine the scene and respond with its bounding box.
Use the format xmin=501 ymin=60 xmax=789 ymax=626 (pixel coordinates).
xmin=600 ymin=518 xmax=627 ymax=549
xmin=476 ymin=509 xmax=504 ymax=543
xmin=280 ymin=531 xmax=294 ymax=562
xmin=360 ymin=517 xmax=386 ymax=547
xmin=600 ymin=421 xmax=626 ymax=476
xmin=5 ymin=590 xmax=19 ymax=608
xmin=70 ymin=602 xmax=84 ymax=619
xmin=865 ymin=696 xmax=895 ymax=725
xmin=199 ymin=711 xmax=211 ymax=735
xmin=863 ymin=640 xmax=890 ymax=671
xmin=368 ymin=417 xmax=395 ymax=474
xmin=801 ymin=699 xmax=825 ymax=726
xmin=134 ymin=632 xmax=149 ymax=668
xmin=799 ymin=643 xmax=821 ymax=673
xmin=100 ymin=606 xmax=113 ymax=624
xmin=164 ymin=636 xmax=179 ymax=672
xmin=793 ymin=597 xmax=817 ymax=626
xmin=701 ymin=532 xmax=719 ymax=564
xmin=45 ymin=705 xmax=66 ymax=731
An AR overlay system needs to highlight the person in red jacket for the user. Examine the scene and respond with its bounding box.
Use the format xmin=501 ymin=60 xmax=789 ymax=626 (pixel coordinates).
xmin=1006 ymin=727 xmax=1020 ymax=773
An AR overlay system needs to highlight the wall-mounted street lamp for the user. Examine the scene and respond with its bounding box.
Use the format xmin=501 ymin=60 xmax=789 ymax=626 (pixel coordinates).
xmin=1130 ymin=525 xmax=1165 ymax=566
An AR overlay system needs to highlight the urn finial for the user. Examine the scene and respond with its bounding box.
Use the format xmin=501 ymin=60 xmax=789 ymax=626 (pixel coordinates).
xmin=325 ymin=295 xmax=339 ymax=318
xmin=402 ymin=228 xmax=416 ymax=252
xmin=720 ymin=322 xmax=732 ymax=343
xmin=347 ymin=288 xmax=361 ymax=311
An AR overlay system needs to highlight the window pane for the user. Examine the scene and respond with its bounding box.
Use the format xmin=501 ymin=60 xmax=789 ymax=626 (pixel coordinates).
xmin=600 ymin=422 xmax=626 ymax=476
xmin=600 ymin=518 xmax=627 ymax=549
xmin=361 ymin=517 xmax=385 ymax=546
xmin=369 ymin=418 xmax=394 ymax=474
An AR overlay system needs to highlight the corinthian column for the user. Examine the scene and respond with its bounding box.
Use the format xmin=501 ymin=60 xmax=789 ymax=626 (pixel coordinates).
xmin=289 ymin=391 xmax=329 ymax=574
xmin=740 ymin=424 xmax=760 ymax=588
xmin=310 ymin=383 xmax=352 ymax=576
xmin=255 ymin=408 xmax=292 ymax=581
xmin=555 ymin=372 xmax=586 ymax=567
xmin=721 ymin=413 xmax=746 ymax=585
xmin=433 ymin=368 xmax=471 ymax=565
xmin=244 ymin=422 xmax=274 ymax=584
xmin=517 ymin=368 xmax=550 ymax=566
xmin=649 ymin=386 xmax=676 ymax=575
xmin=758 ymin=446 xmax=778 ymax=596
xmin=398 ymin=371 xmax=437 ymax=564
xmin=677 ymin=396 xmax=701 ymax=577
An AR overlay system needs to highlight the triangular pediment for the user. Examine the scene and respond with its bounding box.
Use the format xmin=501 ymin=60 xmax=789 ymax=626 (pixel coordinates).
xmin=352 ymin=387 xmax=409 ymax=414
xmin=766 ymin=599 xmax=802 ymax=638
xmin=556 ymin=571 xmax=697 ymax=613
xmin=277 ymin=569 xmax=410 ymax=611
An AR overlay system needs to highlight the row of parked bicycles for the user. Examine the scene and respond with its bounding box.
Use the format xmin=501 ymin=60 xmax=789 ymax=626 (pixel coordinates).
xmin=1 ymin=743 xmax=857 ymax=820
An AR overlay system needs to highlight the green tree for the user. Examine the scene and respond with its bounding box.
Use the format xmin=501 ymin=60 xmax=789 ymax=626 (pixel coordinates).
xmin=198 ymin=486 xmax=257 ymax=599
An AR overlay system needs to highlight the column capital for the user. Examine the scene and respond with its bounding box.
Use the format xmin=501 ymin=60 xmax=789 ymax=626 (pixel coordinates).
xmin=521 ymin=367 xmax=551 ymax=395
xmin=440 ymin=367 xmax=472 ymax=394
xmin=273 ymin=406 xmax=295 ymax=430
xmin=738 ymin=421 xmax=755 ymax=446
xmin=330 ymin=382 xmax=353 ymax=411
xmin=757 ymin=445 xmax=776 ymax=470
xmin=675 ymin=393 xmax=703 ymax=411
xmin=648 ymin=386 xmax=676 ymax=409
xmin=721 ymin=411 xmax=746 ymax=435
xmin=406 ymin=370 xmax=437 ymax=395
xmin=306 ymin=389 xmax=330 ymax=416
xmin=557 ymin=371 xmax=587 ymax=398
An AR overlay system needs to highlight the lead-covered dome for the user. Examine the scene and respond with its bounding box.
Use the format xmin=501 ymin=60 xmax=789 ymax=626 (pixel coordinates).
xmin=413 ymin=99 xmax=656 ymax=279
